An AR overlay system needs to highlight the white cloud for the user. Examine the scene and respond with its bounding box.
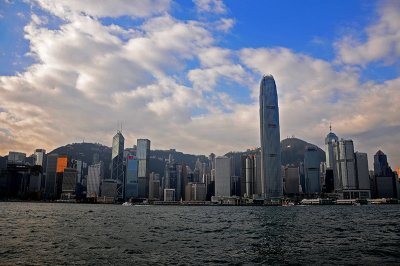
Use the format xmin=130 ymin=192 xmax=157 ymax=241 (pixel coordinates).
xmin=335 ymin=1 xmax=400 ymax=66
xmin=193 ymin=0 xmax=226 ymax=14
xmin=32 ymin=0 xmax=171 ymax=19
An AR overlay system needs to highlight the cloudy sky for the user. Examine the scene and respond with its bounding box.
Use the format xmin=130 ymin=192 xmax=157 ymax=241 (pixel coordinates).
xmin=0 ymin=0 xmax=399 ymax=168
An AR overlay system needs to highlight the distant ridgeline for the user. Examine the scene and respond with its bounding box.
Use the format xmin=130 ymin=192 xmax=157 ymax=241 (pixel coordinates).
xmin=48 ymin=143 xmax=209 ymax=178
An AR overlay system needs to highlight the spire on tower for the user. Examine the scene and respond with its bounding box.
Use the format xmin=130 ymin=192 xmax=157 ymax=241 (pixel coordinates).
xmin=329 ymin=123 xmax=332 ymax=132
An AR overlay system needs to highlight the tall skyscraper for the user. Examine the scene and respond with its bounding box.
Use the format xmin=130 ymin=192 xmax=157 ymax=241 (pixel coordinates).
xmin=325 ymin=125 xmax=338 ymax=169
xmin=259 ymin=75 xmax=282 ymax=199
xmin=137 ymin=139 xmax=150 ymax=198
xmin=333 ymin=139 xmax=357 ymax=190
xmin=111 ymin=131 xmax=125 ymax=200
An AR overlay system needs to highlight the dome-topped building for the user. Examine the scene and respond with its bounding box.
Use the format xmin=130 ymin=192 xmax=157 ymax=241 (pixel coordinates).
xmin=325 ymin=124 xmax=338 ymax=169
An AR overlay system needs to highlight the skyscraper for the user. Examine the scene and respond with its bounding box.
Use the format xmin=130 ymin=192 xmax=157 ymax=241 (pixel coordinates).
xmin=334 ymin=139 xmax=357 ymax=190
xmin=87 ymin=162 xmax=103 ymax=198
xmin=259 ymin=75 xmax=282 ymax=199
xmin=125 ymin=155 xmax=138 ymax=199
xmin=111 ymin=131 xmax=124 ymax=200
xmin=137 ymin=139 xmax=150 ymax=198
xmin=325 ymin=125 xmax=338 ymax=169
xmin=304 ymin=146 xmax=321 ymax=193
xmin=215 ymin=156 xmax=231 ymax=197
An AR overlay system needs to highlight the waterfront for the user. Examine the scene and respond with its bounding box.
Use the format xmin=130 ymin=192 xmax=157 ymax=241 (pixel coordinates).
xmin=1 ymin=202 xmax=400 ymax=265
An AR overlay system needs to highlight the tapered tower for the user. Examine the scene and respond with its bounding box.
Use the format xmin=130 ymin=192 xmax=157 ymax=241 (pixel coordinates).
xmin=260 ymin=75 xmax=282 ymax=199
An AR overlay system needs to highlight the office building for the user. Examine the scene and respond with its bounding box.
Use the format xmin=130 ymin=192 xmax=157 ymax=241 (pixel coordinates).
xmin=284 ymin=165 xmax=300 ymax=194
xmin=125 ymin=155 xmax=138 ymax=199
xmin=34 ymin=149 xmax=46 ymax=167
xmin=87 ymin=162 xmax=103 ymax=198
xmin=137 ymin=139 xmax=150 ymax=198
xmin=44 ymin=154 xmax=58 ymax=199
xmin=259 ymin=75 xmax=282 ymax=199
xmin=304 ymin=146 xmax=321 ymax=194
xmin=215 ymin=156 xmax=231 ymax=197
xmin=61 ymin=168 xmax=78 ymax=198
xmin=164 ymin=188 xmax=176 ymax=201
xmin=325 ymin=126 xmax=338 ymax=169
xmin=111 ymin=131 xmax=124 ymax=200
xmin=7 ymin=152 xmax=26 ymax=164
xmin=334 ymin=139 xmax=357 ymax=190
xmin=355 ymin=152 xmax=370 ymax=190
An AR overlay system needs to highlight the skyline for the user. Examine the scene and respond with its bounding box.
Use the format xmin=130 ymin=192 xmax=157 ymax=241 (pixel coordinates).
xmin=1 ymin=0 xmax=400 ymax=168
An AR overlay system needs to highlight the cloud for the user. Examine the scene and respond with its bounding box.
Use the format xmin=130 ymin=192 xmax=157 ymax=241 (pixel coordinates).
xmin=334 ymin=1 xmax=400 ymax=66
xmin=32 ymin=0 xmax=171 ymax=19
xmin=193 ymin=0 xmax=226 ymax=14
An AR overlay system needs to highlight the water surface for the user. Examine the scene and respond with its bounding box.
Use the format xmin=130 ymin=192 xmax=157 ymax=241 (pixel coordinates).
xmin=1 ymin=202 xmax=399 ymax=265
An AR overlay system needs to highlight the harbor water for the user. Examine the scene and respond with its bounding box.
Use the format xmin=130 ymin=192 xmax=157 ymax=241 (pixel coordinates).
xmin=1 ymin=202 xmax=399 ymax=265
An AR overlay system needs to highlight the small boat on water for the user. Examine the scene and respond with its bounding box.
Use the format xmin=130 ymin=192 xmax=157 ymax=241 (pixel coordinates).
xmin=122 ymin=202 xmax=133 ymax=206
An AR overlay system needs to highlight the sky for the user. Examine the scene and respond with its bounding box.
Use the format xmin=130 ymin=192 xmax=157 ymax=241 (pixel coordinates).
xmin=0 ymin=0 xmax=399 ymax=169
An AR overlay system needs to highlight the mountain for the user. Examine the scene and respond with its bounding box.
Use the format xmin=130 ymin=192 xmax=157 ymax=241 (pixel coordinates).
xmin=49 ymin=143 xmax=209 ymax=178
xmin=280 ymin=137 xmax=325 ymax=166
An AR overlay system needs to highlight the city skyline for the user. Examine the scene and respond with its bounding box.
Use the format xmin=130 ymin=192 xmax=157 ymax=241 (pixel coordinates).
xmin=1 ymin=0 xmax=399 ymax=168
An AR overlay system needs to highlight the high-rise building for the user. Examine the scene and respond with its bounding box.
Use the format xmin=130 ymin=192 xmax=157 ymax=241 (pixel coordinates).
xmin=137 ymin=139 xmax=150 ymax=198
xmin=44 ymin=154 xmax=58 ymax=199
xmin=355 ymin=152 xmax=370 ymax=190
xmin=304 ymin=146 xmax=321 ymax=194
xmin=125 ymin=155 xmax=138 ymax=200
xmin=87 ymin=162 xmax=103 ymax=198
xmin=149 ymin=172 xmax=160 ymax=200
xmin=374 ymin=150 xmax=391 ymax=177
xmin=34 ymin=149 xmax=46 ymax=167
xmin=31 ymin=149 xmax=46 ymax=193
xmin=259 ymin=74 xmax=282 ymax=199
xmin=215 ymin=156 xmax=231 ymax=197
xmin=111 ymin=131 xmax=124 ymax=200
xmin=325 ymin=125 xmax=338 ymax=169
xmin=61 ymin=168 xmax=78 ymax=198
xmin=373 ymin=150 xmax=397 ymax=198
xmin=334 ymin=139 xmax=357 ymax=190
xmin=284 ymin=165 xmax=300 ymax=194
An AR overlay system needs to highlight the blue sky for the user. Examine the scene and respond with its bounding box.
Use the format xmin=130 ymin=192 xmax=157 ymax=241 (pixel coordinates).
xmin=0 ymin=0 xmax=399 ymax=168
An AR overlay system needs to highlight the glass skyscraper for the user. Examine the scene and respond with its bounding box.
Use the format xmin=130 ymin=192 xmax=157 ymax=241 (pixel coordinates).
xmin=137 ymin=139 xmax=150 ymax=198
xmin=111 ymin=131 xmax=124 ymax=200
xmin=259 ymin=75 xmax=282 ymax=199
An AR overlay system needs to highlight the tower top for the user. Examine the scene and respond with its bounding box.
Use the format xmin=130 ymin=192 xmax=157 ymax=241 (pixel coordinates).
xmin=329 ymin=123 xmax=332 ymax=132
